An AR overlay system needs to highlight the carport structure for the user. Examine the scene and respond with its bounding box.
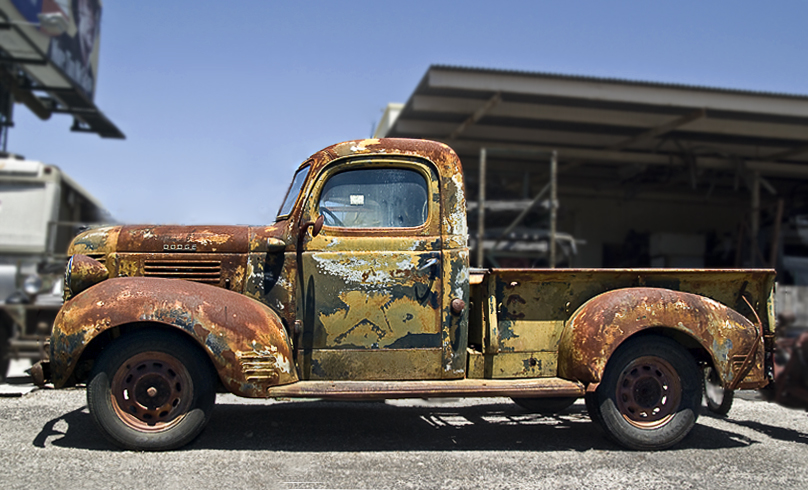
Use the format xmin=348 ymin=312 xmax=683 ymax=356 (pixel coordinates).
xmin=376 ymin=65 xmax=808 ymax=277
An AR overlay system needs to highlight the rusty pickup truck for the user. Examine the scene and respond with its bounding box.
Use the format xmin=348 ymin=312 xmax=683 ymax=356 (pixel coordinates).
xmin=33 ymin=138 xmax=776 ymax=451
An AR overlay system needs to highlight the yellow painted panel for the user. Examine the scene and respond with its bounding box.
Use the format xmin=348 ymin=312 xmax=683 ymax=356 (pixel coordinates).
xmin=491 ymin=351 xmax=558 ymax=378
xmin=498 ymin=320 xmax=565 ymax=352
xmin=467 ymin=350 xmax=485 ymax=379
xmin=310 ymin=348 xmax=443 ymax=380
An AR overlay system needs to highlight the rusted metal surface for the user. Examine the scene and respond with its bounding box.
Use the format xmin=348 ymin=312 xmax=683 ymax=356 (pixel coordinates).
xmin=558 ymin=287 xmax=765 ymax=388
xmin=728 ymin=295 xmax=765 ymax=390
xmin=69 ymin=225 xmax=121 ymax=256
xmin=267 ymin=377 xmax=585 ymax=400
xmin=51 ymin=277 xmax=297 ymax=396
xmin=467 ymin=350 xmax=558 ymax=378
xmin=29 ymin=359 xmax=48 ymax=387
xmin=615 ymin=355 xmax=681 ymax=429
xmin=110 ymin=350 xmax=194 ymax=431
xmin=116 ymin=225 xmax=250 ymax=253
xmin=64 ymin=254 xmax=108 ymax=300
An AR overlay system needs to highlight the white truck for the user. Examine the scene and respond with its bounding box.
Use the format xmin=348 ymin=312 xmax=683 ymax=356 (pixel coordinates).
xmin=0 ymin=154 xmax=109 ymax=381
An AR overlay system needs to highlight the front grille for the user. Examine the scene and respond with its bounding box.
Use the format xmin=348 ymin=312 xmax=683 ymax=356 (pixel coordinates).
xmin=143 ymin=260 xmax=222 ymax=284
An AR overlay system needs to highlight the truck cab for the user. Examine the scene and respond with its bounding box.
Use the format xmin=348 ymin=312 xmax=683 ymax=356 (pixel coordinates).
xmin=283 ymin=140 xmax=470 ymax=381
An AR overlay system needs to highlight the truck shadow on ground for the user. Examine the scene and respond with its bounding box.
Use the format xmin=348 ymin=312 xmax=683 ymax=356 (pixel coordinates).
xmin=33 ymin=399 xmax=766 ymax=452
xmin=723 ymin=419 xmax=808 ymax=446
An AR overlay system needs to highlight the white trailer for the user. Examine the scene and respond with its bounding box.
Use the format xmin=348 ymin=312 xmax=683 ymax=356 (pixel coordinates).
xmin=0 ymin=155 xmax=109 ymax=381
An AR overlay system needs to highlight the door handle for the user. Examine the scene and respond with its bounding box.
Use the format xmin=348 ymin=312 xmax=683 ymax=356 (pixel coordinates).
xmin=418 ymin=258 xmax=439 ymax=271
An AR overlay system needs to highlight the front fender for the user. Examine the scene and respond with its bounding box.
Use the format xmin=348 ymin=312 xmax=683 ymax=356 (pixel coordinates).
xmin=557 ymin=287 xmax=762 ymax=388
xmin=51 ymin=277 xmax=298 ymax=396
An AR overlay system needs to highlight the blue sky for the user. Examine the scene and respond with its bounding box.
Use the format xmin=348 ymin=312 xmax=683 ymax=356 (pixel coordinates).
xmin=8 ymin=1 xmax=808 ymax=225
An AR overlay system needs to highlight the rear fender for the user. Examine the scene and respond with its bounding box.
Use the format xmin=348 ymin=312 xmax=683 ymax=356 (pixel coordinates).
xmin=51 ymin=277 xmax=297 ymax=396
xmin=557 ymin=287 xmax=762 ymax=388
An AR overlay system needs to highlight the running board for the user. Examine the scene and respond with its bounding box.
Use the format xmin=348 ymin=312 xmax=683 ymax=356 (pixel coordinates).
xmin=267 ymin=377 xmax=585 ymax=400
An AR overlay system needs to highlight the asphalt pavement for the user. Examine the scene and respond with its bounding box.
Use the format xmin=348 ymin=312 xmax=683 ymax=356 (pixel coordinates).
xmin=1 ymin=382 xmax=807 ymax=490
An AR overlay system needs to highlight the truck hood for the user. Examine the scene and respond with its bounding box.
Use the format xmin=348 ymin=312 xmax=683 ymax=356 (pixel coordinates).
xmin=69 ymin=225 xmax=256 ymax=255
xmin=69 ymin=223 xmax=292 ymax=257
xmin=117 ymin=225 xmax=250 ymax=253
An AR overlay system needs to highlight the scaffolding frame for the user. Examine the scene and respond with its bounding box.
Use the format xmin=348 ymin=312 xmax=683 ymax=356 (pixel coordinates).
xmin=475 ymin=147 xmax=558 ymax=268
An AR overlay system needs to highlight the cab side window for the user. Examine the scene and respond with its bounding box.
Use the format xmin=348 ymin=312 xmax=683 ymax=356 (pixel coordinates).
xmin=318 ymin=168 xmax=428 ymax=228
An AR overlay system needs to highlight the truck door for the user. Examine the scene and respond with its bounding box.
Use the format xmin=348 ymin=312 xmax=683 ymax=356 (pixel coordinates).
xmin=299 ymin=158 xmax=444 ymax=380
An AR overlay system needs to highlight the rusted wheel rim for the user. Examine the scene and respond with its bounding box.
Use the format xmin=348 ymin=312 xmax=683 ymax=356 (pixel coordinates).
xmin=110 ymin=351 xmax=194 ymax=432
xmin=615 ymin=355 xmax=681 ymax=429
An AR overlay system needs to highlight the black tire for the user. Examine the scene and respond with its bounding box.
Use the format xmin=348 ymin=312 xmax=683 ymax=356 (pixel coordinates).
xmin=512 ymin=396 xmax=577 ymax=414
xmin=587 ymin=335 xmax=701 ymax=451
xmin=703 ymin=366 xmax=734 ymax=416
xmin=86 ymin=329 xmax=216 ymax=451
xmin=0 ymin=325 xmax=9 ymax=384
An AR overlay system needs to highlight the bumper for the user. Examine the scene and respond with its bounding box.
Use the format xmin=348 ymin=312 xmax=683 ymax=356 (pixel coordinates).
xmin=29 ymin=360 xmax=50 ymax=387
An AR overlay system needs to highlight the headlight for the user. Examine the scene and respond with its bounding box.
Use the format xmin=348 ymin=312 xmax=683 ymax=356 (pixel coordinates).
xmin=63 ymin=255 xmax=73 ymax=301
xmin=63 ymin=254 xmax=109 ymax=301
xmin=23 ymin=274 xmax=43 ymax=295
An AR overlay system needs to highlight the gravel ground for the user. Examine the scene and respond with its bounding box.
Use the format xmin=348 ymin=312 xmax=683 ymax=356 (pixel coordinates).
xmin=1 ymin=387 xmax=807 ymax=490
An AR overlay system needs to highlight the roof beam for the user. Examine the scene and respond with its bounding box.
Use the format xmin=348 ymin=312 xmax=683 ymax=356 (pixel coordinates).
xmin=427 ymin=67 xmax=808 ymax=119
xmin=411 ymin=95 xmax=808 ymax=141
xmin=443 ymin=139 xmax=808 ymax=179
xmin=766 ymin=144 xmax=808 ymax=161
xmin=607 ymin=109 xmax=706 ymax=151
xmin=449 ymin=92 xmax=501 ymax=139
xmin=394 ymin=119 xmax=797 ymax=157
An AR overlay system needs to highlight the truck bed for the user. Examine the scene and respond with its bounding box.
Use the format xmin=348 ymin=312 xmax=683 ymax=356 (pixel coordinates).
xmin=468 ymin=268 xmax=775 ymax=379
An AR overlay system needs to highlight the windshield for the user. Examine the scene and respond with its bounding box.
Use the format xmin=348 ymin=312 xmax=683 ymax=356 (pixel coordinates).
xmin=276 ymin=166 xmax=310 ymax=219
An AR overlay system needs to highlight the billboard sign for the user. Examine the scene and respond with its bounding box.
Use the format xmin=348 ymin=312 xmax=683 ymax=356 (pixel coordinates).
xmin=9 ymin=0 xmax=101 ymax=100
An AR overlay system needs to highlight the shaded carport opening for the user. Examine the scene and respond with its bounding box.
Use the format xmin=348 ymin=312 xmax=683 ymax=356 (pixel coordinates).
xmin=376 ymin=65 xmax=808 ymax=283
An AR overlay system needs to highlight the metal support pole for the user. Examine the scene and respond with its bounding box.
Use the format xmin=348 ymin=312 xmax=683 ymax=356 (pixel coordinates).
xmin=750 ymin=170 xmax=760 ymax=266
xmin=769 ymin=198 xmax=784 ymax=268
xmin=477 ymin=148 xmax=487 ymax=268
xmin=522 ymin=171 xmax=530 ymax=199
xmin=550 ymin=151 xmax=557 ymax=269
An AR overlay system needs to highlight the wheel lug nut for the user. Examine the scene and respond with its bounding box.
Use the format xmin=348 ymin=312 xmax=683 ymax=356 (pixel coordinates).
xmin=147 ymin=387 xmax=158 ymax=397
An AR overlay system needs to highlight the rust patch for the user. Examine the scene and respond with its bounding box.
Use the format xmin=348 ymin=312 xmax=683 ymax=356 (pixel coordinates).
xmin=69 ymin=225 xmax=121 ymax=256
xmin=65 ymin=254 xmax=109 ymax=299
xmin=117 ymin=225 xmax=250 ymax=253
xmin=558 ymin=287 xmax=763 ymax=387
xmin=52 ymin=277 xmax=297 ymax=396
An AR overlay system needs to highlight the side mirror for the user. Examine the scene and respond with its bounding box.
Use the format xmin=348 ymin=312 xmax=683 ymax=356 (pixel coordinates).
xmin=298 ymin=214 xmax=325 ymax=243
xmin=311 ymin=214 xmax=324 ymax=237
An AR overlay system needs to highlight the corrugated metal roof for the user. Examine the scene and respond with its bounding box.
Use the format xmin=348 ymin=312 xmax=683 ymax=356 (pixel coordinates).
xmin=382 ymin=65 xmax=808 ymax=179
xmin=429 ymin=64 xmax=808 ymax=101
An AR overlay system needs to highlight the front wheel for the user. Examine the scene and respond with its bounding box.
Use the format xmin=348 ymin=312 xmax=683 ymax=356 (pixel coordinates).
xmin=587 ymin=335 xmax=701 ymax=450
xmin=86 ymin=329 xmax=216 ymax=451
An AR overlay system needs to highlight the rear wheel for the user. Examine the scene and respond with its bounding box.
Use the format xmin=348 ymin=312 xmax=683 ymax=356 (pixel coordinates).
xmin=512 ymin=396 xmax=577 ymax=414
xmin=703 ymin=366 xmax=733 ymax=416
xmin=86 ymin=329 xmax=216 ymax=451
xmin=587 ymin=335 xmax=701 ymax=450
